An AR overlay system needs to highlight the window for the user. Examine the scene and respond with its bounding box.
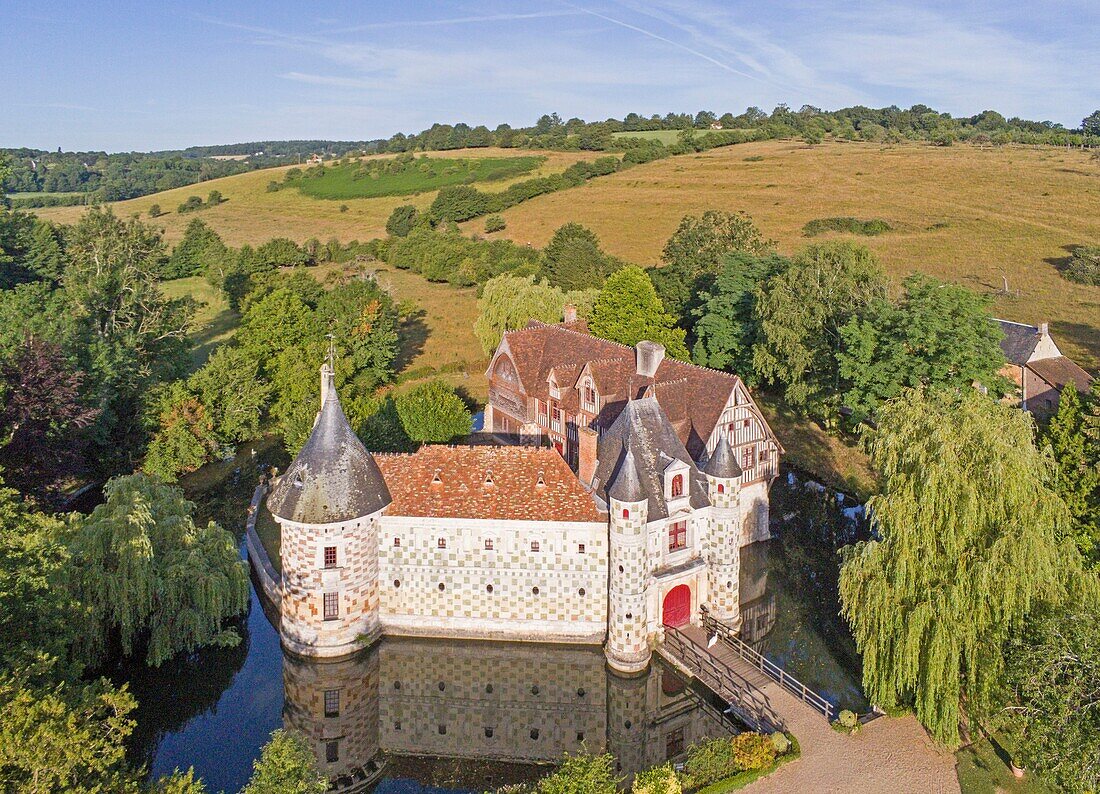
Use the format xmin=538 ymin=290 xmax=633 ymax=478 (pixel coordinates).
xmin=437 ymin=538 xmax=447 ymax=549
xmin=484 ymin=539 xmax=494 ymax=551
xmin=671 ymin=473 xmax=684 ymax=498
xmin=577 ymin=543 xmax=585 ymax=553
xmin=323 ymin=546 xmax=337 ymax=568
xmin=666 ymin=728 xmax=685 ymax=759
xmin=530 ymin=541 xmax=540 ymax=552
xmin=669 ymin=521 xmax=687 ymax=551
xmin=323 ymin=592 xmax=339 ymax=620
xmin=622 ymin=508 xmax=630 ymax=519
xmin=485 ymin=727 xmax=494 ymax=738
xmin=325 ymin=740 xmax=339 ymax=763
xmin=717 ymin=483 xmax=725 ymax=494
xmin=584 ymin=382 xmax=596 ymax=407
xmin=324 ymin=689 xmax=340 ymax=718
xmin=532 ymin=586 xmax=540 ymax=595
xmin=741 ymin=446 xmax=756 ymax=469
xmin=760 ymin=448 xmax=769 ymax=462
xmin=393 ymin=537 xmax=400 ymax=547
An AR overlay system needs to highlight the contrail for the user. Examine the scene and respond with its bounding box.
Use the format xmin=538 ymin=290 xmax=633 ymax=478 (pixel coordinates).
xmin=559 ymin=0 xmax=763 ymax=83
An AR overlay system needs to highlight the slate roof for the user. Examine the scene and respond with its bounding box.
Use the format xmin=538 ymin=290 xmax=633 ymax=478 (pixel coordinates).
xmin=1029 ymin=356 xmax=1094 ymax=393
xmin=593 ymin=397 xmax=710 ymax=520
xmin=374 ymin=445 xmax=605 ymax=523
xmin=267 ymin=381 xmax=391 ymax=524
xmin=996 ymin=319 xmax=1041 ymax=365
xmin=496 ymin=322 xmax=750 ymax=459
xmin=701 ymin=433 xmax=743 ymax=479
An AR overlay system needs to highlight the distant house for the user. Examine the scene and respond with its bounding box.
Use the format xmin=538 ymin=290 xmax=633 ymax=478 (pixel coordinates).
xmin=305 ymin=154 xmax=323 ymax=165
xmin=709 ymin=122 xmax=724 ymax=130
xmin=995 ymin=319 xmax=1093 ymax=417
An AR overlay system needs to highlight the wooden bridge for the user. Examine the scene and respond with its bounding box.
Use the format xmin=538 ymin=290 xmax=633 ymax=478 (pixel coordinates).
xmin=657 ymin=606 xmax=835 ymax=735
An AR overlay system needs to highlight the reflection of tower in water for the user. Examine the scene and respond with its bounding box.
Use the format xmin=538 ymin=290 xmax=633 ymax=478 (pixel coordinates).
xmin=737 ymin=540 xmax=777 ymax=651
xmin=282 ymin=638 xmax=737 ymax=789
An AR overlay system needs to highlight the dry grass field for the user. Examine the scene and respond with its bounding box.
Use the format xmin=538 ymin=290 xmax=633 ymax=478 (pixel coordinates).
xmin=473 ymin=140 xmax=1100 ymax=366
xmin=33 ymin=148 xmax=595 ymax=248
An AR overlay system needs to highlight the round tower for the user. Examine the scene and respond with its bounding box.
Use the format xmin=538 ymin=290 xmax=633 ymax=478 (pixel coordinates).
xmin=267 ymin=363 xmax=391 ymax=658
xmin=701 ymin=434 xmax=743 ymax=629
xmin=606 ymin=445 xmax=651 ymax=674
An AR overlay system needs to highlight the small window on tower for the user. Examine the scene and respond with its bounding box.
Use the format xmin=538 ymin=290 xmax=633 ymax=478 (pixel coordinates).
xmin=325 ymin=739 xmax=339 ymax=763
xmin=323 ymin=592 xmax=339 ymax=621
xmin=578 ymin=543 xmax=586 ymax=554
xmin=324 ymin=689 xmax=340 ymax=718
xmin=393 ymin=537 xmax=401 ymax=547
xmin=437 ymin=538 xmax=447 ymax=549
xmin=484 ymin=539 xmax=494 ymax=551
xmin=530 ymin=541 xmax=540 ymax=552
xmin=323 ymin=546 xmax=337 ymax=568
xmin=622 ymin=508 xmax=629 ymax=519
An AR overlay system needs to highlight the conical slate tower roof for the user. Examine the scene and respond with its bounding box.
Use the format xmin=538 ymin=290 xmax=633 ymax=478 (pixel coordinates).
xmin=592 ymin=396 xmax=709 ymax=519
xmin=607 ymin=443 xmax=644 ymax=503
xmin=268 ymin=376 xmax=391 ymax=524
xmin=701 ymin=433 xmax=742 ymax=479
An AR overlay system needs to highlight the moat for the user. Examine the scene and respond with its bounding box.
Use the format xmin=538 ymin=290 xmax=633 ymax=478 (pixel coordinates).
xmin=107 ymin=443 xmax=869 ymax=793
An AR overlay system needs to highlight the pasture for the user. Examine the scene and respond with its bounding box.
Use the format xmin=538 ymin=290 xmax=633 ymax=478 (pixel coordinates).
xmin=291 ymin=155 xmax=544 ymax=200
xmin=611 ymin=130 xmax=694 ymax=144
xmin=474 ymin=139 xmax=1100 ymax=367
xmin=33 ymin=148 xmax=594 ymax=247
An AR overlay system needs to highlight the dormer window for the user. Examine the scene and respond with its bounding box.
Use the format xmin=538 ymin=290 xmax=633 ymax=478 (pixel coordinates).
xmin=536 ymin=471 xmax=546 ymax=488
xmin=671 ymin=474 xmax=684 ymax=498
xmin=431 ymin=469 xmax=443 ymax=485
xmin=484 ymin=470 xmax=494 ymax=487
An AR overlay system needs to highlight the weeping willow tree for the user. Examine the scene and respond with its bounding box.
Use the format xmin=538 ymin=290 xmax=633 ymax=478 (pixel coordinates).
xmin=67 ymin=474 xmax=249 ymax=667
xmin=839 ymin=388 xmax=1085 ymax=745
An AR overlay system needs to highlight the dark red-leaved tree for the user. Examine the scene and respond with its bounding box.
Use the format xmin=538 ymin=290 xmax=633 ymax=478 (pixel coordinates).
xmin=0 ymin=337 xmax=100 ymax=504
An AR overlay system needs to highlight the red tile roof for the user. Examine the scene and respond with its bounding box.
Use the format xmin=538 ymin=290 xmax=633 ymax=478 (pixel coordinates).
xmin=1029 ymin=356 xmax=1094 ymax=393
xmin=375 ymin=445 xmax=605 ymax=523
xmin=497 ymin=322 xmax=762 ymax=459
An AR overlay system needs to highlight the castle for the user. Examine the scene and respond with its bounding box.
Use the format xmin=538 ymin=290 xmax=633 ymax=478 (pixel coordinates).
xmin=259 ymin=315 xmax=782 ymax=674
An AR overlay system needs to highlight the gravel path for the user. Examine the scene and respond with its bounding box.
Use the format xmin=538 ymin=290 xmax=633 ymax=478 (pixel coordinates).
xmin=744 ymin=687 xmax=959 ymax=793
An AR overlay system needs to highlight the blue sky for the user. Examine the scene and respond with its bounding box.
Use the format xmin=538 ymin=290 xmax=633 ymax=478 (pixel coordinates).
xmin=2 ymin=0 xmax=1098 ymax=152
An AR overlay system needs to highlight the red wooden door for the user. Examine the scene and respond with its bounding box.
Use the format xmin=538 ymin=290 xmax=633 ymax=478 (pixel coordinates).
xmin=662 ymin=584 xmax=691 ymax=628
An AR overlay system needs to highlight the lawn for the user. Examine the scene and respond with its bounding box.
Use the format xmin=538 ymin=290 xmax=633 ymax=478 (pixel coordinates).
xmin=159 ymin=275 xmax=238 ymax=369
xmin=291 ymin=155 xmax=544 ymax=200
xmin=475 ymin=139 xmax=1100 ymax=367
xmin=955 ymin=734 xmax=1057 ymax=794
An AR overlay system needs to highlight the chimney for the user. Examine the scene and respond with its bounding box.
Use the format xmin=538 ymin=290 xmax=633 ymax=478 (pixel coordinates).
xmin=634 ymin=340 xmax=665 ymax=378
xmin=319 ymin=362 xmax=335 ymax=410
xmin=563 ymin=303 xmax=578 ymax=323
xmin=578 ymin=426 xmax=599 ymax=488
xmin=1039 ymin=322 xmax=1049 ymax=337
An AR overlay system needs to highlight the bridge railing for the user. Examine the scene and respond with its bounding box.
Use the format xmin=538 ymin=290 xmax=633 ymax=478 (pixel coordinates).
xmin=700 ymin=605 xmax=834 ymax=722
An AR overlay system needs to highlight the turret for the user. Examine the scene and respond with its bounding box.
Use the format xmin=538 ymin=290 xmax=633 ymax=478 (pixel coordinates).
xmin=701 ymin=434 xmax=742 ymax=628
xmin=267 ymin=362 xmax=391 ymax=657
xmin=606 ymin=444 xmax=651 ymax=673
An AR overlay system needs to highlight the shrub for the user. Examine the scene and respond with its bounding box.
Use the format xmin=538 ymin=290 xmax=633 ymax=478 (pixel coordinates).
xmin=339 ymin=204 xmax=349 ymax=213
xmin=839 ymin=709 xmax=858 ymax=729
xmin=485 ymin=214 xmax=506 ymax=233
xmin=631 ymin=763 xmax=681 ymax=794
xmin=148 ymin=204 xmax=162 ymax=217
xmin=177 ymin=195 xmax=203 ymax=213
xmin=682 ymin=737 xmax=737 ymax=787
xmin=386 ymin=204 xmax=420 ymax=237
xmin=730 ymin=732 xmax=777 ymax=771
xmin=1064 ymin=244 xmax=1100 ymax=285
xmin=394 ymin=380 xmax=472 ymax=443
xmin=770 ymin=732 xmax=791 ymax=754
xmin=803 ymin=217 xmax=892 ymax=237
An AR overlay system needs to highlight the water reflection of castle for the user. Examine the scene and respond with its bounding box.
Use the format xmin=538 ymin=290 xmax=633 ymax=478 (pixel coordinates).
xmin=282 ymin=638 xmax=738 ymax=790
xmin=737 ymin=541 xmax=777 ymax=650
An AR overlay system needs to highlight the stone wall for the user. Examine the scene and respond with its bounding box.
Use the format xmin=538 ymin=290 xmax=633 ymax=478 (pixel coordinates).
xmin=245 ymin=485 xmax=281 ymax=609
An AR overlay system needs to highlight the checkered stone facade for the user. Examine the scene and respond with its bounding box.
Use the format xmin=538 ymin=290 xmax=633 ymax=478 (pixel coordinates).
xmin=378 ymin=516 xmax=608 ymax=642
xmin=704 ymin=474 xmax=742 ymax=626
xmin=607 ymin=496 xmax=651 ymax=672
xmin=279 ymin=509 xmax=383 ymax=658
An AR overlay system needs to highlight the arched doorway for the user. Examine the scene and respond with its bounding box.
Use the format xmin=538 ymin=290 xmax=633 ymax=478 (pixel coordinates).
xmin=662 ymin=584 xmax=691 ymax=628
